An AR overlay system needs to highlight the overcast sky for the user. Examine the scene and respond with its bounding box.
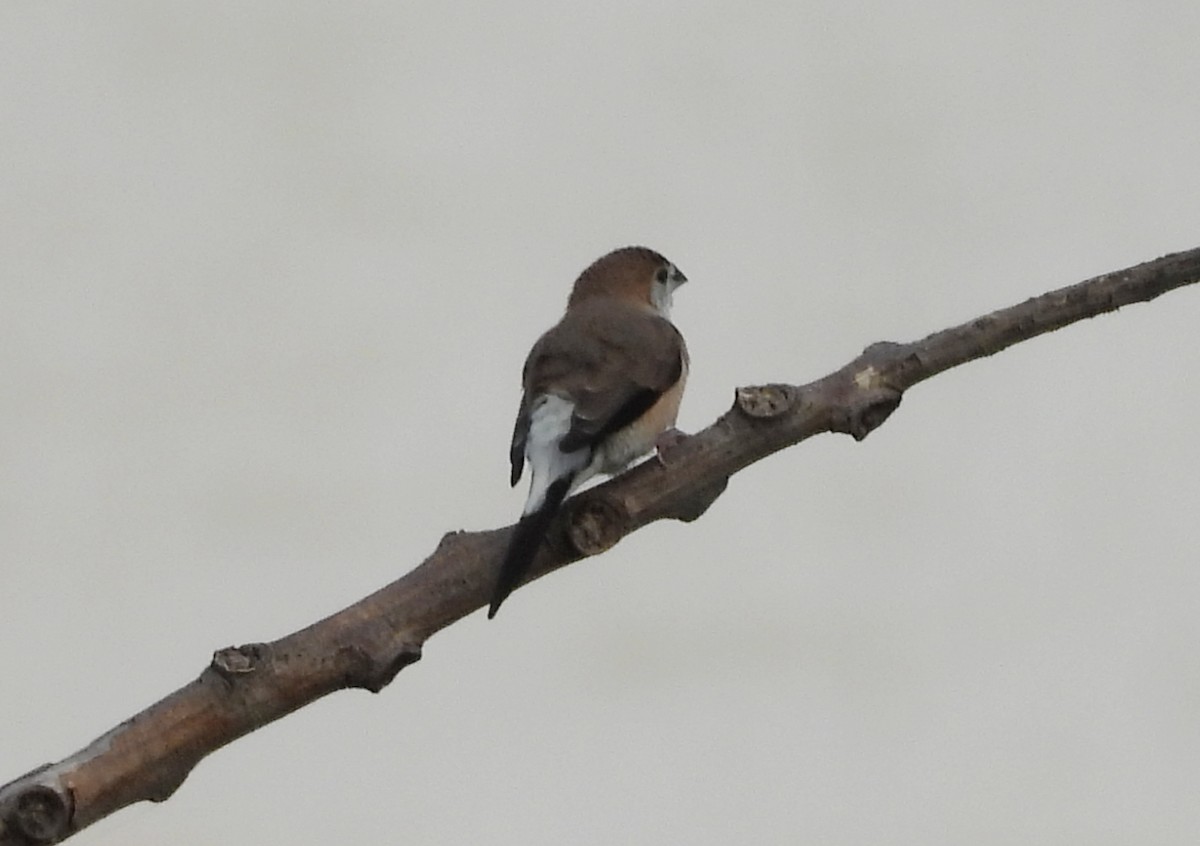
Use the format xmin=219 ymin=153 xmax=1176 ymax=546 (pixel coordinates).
xmin=4 ymin=3 xmax=1199 ymax=844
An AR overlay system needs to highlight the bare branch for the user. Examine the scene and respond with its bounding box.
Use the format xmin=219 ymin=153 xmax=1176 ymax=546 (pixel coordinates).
xmin=3 ymin=246 xmax=1198 ymax=845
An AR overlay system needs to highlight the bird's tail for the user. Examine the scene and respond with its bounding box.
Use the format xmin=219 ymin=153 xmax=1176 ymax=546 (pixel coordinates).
xmin=488 ymin=476 xmax=572 ymax=619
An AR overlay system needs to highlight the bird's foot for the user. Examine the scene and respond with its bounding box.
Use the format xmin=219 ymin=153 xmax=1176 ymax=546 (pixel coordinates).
xmin=654 ymin=427 xmax=688 ymax=465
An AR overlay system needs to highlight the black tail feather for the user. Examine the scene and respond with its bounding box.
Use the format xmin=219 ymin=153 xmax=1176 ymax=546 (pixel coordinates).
xmin=488 ymin=477 xmax=572 ymax=619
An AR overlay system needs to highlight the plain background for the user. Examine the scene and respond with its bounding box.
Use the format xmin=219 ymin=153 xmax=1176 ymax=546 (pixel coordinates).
xmin=4 ymin=3 xmax=1199 ymax=844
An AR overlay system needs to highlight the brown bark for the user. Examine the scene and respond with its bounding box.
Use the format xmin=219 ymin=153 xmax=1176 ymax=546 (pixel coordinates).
xmin=2 ymin=246 xmax=1198 ymax=845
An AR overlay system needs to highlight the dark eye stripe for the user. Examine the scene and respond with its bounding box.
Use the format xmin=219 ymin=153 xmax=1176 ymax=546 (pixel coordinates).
xmin=655 ymin=267 xmax=669 ymax=283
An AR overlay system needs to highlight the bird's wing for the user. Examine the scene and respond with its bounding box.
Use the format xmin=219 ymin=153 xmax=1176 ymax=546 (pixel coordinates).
xmin=523 ymin=300 xmax=685 ymax=455
xmin=508 ymin=394 xmax=531 ymax=486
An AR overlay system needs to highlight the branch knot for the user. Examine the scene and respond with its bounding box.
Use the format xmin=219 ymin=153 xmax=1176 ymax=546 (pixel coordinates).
xmin=735 ymin=384 xmax=795 ymax=418
xmin=565 ymin=495 xmax=629 ymax=557
xmin=2 ymin=783 xmax=72 ymax=845
xmin=211 ymin=643 xmax=269 ymax=681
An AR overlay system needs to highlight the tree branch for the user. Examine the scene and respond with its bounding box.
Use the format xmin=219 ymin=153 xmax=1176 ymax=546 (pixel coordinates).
xmin=3 ymin=246 xmax=1198 ymax=845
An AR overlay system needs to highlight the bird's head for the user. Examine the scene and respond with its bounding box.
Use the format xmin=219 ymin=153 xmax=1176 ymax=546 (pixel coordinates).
xmin=567 ymin=246 xmax=687 ymax=318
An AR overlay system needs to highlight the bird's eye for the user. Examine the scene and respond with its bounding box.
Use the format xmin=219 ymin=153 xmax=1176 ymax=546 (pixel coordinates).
xmin=655 ymin=267 xmax=669 ymax=283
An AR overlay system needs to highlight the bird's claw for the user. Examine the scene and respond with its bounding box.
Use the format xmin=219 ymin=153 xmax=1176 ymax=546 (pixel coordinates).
xmin=654 ymin=427 xmax=688 ymax=465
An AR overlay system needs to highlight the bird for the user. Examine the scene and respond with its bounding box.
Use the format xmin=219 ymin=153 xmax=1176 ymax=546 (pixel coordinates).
xmin=488 ymin=246 xmax=690 ymax=619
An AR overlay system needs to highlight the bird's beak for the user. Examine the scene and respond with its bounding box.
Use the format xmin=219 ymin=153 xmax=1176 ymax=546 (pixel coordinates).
xmin=671 ymin=268 xmax=688 ymax=287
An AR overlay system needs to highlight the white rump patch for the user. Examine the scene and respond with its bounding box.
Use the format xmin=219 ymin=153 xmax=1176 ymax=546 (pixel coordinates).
xmin=522 ymin=394 xmax=591 ymax=514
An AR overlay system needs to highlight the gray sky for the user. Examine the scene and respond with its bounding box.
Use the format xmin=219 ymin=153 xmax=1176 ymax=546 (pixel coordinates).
xmin=4 ymin=3 xmax=1199 ymax=844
